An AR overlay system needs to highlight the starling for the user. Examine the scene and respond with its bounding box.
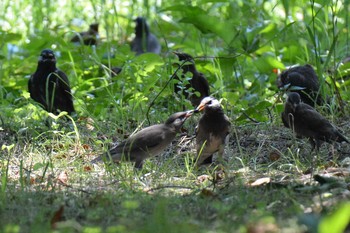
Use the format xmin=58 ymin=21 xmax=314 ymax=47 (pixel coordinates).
xmin=92 ymin=111 xmax=193 ymax=168
xmin=28 ymin=49 xmax=75 ymax=115
xmin=281 ymin=92 xmax=348 ymax=150
xmin=277 ymin=64 xmax=323 ymax=106
xmin=173 ymin=52 xmax=210 ymax=107
xmin=195 ymin=97 xmax=231 ymax=165
xmin=71 ymin=23 xmax=99 ymax=46
xmin=131 ymin=17 xmax=161 ymax=55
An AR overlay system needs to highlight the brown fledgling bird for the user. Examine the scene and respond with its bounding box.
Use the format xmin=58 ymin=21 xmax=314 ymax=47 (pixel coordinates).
xmin=173 ymin=52 xmax=210 ymax=107
xmin=70 ymin=23 xmax=99 ymax=46
xmin=281 ymin=92 xmax=348 ymax=150
xmin=195 ymin=97 xmax=231 ymax=166
xmin=28 ymin=49 xmax=75 ymax=115
xmin=131 ymin=17 xmax=161 ymax=55
xmin=277 ymin=64 xmax=323 ymax=106
xmin=92 ymin=111 xmax=194 ymax=168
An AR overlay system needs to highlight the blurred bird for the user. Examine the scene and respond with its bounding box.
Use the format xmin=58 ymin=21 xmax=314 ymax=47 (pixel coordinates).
xmin=28 ymin=49 xmax=75 ymax=115
xmin=131 ymin=17 xmax=161 ymax=55
xmin=277 ymin=64 xmax=323 ymax=106
xmin=92 ymin=111 xmax=194 ymax=168
xmin=194 ymin=97 xmax=231 ymax=166
xmin=70 ymin=23 xmax=99 ymax=46
xmin=173 ymin=52 xmax=210 ymax=107
xmin=281 ymin=92 xmax=348 ymax=150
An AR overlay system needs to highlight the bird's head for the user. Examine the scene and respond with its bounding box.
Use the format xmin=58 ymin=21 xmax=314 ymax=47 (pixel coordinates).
xmin=89 ymin=23 xmax=99 ymax=33
xmin=287 ymin=92 xmax=301 ymax=111
xmin=173 ymin=51 xmax=196 ymax=73
xmin=165 ymin=110 xmax=194 ymax=131
xmin=39 ymin=49 xmax=56 ymax=63
xmin=194 ymin=96 xmax=221 ymax=113
xmin=173 ymin=52 xmax=194 ymax=62
xmin=134 ymin=17 xmax=149 ymax=35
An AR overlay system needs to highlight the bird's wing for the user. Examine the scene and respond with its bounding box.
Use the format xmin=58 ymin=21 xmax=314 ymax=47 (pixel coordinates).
xmin=297 ymin=106 xmax=334 ymax=133
xmin=54 ymin=70 xmax=75 ymax=113
xmin=116 ymin=125 xmax=169 ymax=153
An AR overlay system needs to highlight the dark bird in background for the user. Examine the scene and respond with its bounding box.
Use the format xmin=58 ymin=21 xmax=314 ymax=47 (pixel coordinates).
xmin=28 ymin=49 xmax=75 ymax=115
xmin=277 ymin=64 xmax=323 ymax=106
xmin=281 ymin=92 xmax=348 ymax=150
xmin=70 ymin=23 xmax=99 ymax=46
xmin=173 ymin=52 xmax=210 ymax=107
xmin=131 ymin=17 xmax=161 ymax=55
xmin=194 ymin=97 xmax=231 ymax=166
xmin=92 ymin=111 xmax=194 ymax=168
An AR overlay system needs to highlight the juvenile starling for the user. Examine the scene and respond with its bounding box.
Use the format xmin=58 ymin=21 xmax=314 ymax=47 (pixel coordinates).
xmin=131 ymin=17 xmax=161 ymax=55
xmin=71 ymin=23 xmax=99 ymax=46
xmin=173 ymin=52 xmax=210 ymax=107
xmin=92 ymin=111 xmax=193 ymax=168
xmin=195 ymin=97 xmax=231 ymax=166
xmin=281 ymin=92 xmax=348 ymax=150
xmin=28 ymin=49 xmax=75 ymax=115
xmin=277 ymin=64 xmax=323 ymax=106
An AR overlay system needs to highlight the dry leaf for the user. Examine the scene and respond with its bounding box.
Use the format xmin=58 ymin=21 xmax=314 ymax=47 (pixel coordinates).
xmin=250 ymin=177 xmax=271 ymax=187
xmin=83 ymin=166 xmax=92 ymax=172
xmin=57 ymin=171 xmax=68 ymax=185
xmin=269 ymin=151 xmax=281 ymax=161
xmin=51 ymin=205 xmax=64 ymax=229
xmin=197 ymin=175 xmax=210 ymax=184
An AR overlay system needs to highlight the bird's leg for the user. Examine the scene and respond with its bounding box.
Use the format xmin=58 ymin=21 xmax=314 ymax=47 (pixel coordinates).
xmin=201 ymin=155 xmax=213 ymax=165
xmin=134 ymin=160 xmax=144 ymax=169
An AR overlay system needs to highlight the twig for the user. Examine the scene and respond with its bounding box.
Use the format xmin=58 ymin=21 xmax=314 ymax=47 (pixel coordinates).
xmin=146 ymin=59 xmax=189 ymax=125
xmin=242 ymin=111 xmax=260 ymax=124
xmin=146 ymin=185 xmax=195 ymax=193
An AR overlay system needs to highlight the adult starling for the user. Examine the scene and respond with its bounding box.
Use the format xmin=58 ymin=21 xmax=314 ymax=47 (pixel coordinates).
xmin=92 ymin=111 xmax=193 ymax=168
xmin=281 ymin=92 xmax=348 ymax=150
xmin=173 ymin=52 xmax=210 ymax=107
xmin=131 ymin=17 xmax=161 ymax=55
xmin=28 ymin=49 xmax=75 ymax=115
xmin=71 ymin=23 xmax=99 ymax=46
xmin=277 ymin=64 xmax=323 ymax=106
xmin=195 ymin=97 xmax=231 ymax=166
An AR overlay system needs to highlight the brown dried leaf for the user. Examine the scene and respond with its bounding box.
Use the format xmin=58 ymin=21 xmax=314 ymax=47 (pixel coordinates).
xmin=83 ymin=166 xmax=93 ymax=172
xmin=51 ymin=205 xmax=64 ymax=229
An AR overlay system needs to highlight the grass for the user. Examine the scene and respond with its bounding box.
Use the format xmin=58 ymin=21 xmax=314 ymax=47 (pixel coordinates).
xmin=1 ymin=115 xmax=349 ymax=232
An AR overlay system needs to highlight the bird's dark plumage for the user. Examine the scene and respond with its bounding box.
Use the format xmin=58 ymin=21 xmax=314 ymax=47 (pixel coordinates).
xmin=195 ymin=97 xmax=231 ymax=165
xmin=174 ymin=52 xmax=210 ymax=107
xmin=131 ymin=17 xmax=161 ymax=55
xmin=277 ymin=64 xmax=323 ymax=106
xmin=71 ymin=23 xmax=99 ymax=46
xmin=281 ymin=92 xmax=348 ymax=150
xmin=92 ymin=111 xmax=193 ymax=168
xmin=28 ymin=49 xmax=75 ymax=115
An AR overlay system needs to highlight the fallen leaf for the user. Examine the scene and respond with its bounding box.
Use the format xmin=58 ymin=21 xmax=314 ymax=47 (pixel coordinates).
xmin=197 ymin=175 xmax=210 ymax=184
xmin=84 ymin=166 xmax=92 ymax=172
xmin=57 ymin=171 xmax=68 ymax=185
xmin=250 ymin=177 xmax=271 ymax=187
xmin=269 ymin=151 xmax=281 ymax=161
xmin=51 ymin=205 xmax=64 ymax=229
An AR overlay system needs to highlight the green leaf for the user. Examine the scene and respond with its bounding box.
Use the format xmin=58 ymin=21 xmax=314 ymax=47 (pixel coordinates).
xmin=319 ymin=202 xmax=350 ymax=233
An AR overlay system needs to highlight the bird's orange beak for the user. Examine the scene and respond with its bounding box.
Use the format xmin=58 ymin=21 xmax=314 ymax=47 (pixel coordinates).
xmin=194 ymin=103 xmax=205 ymax=113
